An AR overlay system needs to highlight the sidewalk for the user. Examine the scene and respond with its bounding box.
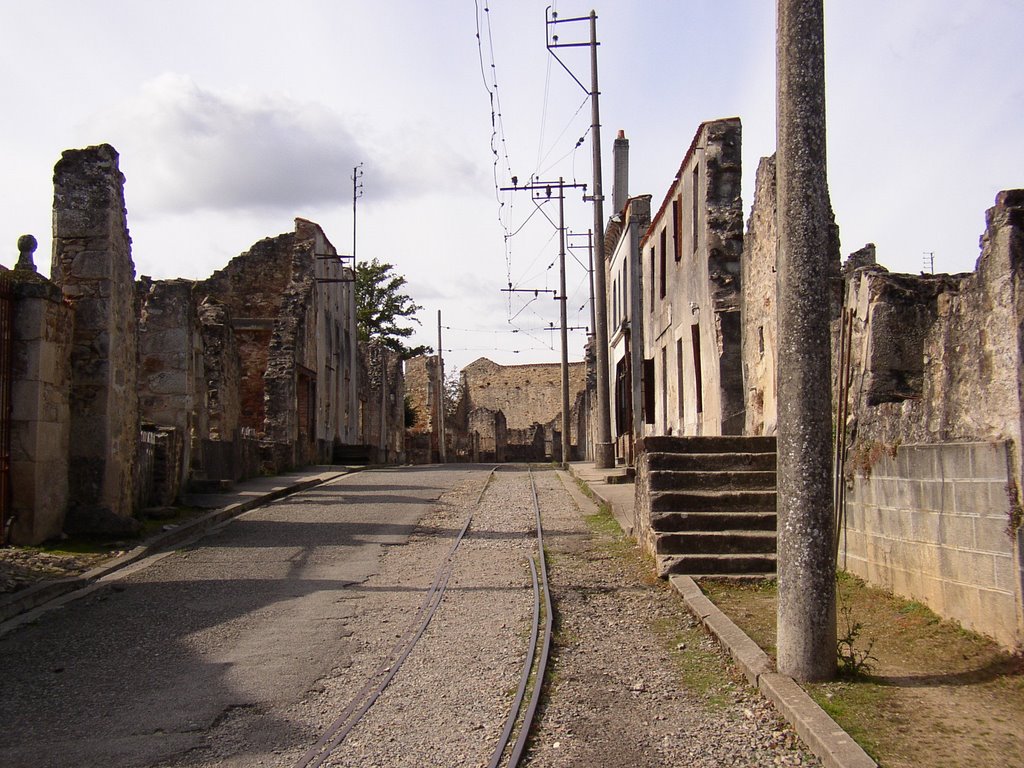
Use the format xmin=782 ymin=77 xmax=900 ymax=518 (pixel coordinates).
xmin=566 ymin=461 xmax=637 ymax=536
xmin=0 ymin=465 xmax=358 ymax=624
xmin=565 ymin=461 xmax=876 ymax=768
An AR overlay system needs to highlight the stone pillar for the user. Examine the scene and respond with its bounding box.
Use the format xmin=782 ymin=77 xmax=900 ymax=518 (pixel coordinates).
xmin=775 ymin=0 xmax=837 ymax=681
xmin=9 ymin=236 xmax=73 ymax=544
xmin=51 ymin=144 xmax=140 ymax=532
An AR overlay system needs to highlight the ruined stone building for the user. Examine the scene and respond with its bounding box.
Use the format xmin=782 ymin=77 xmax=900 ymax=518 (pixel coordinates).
xmin=606 ymin=118 xmax=744 ymax=452
xmin=194 ymin=218 xmax=361 ymax=471
xmin=404 ymin=354 xmax=443 ymax=463
xmin=404 ymin=356 xmax=587 ymax=464
xmin=459 ymin=357 xmax=587 ymax=462
xmin=2 ymin=143 xmax=395 ymax=545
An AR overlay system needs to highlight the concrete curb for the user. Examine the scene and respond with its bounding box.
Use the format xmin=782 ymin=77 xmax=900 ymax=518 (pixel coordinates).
xmin=0 ymin=469 xmax=352 ymax=624
xmin=669 ymin=575 xmax=877 ymax=768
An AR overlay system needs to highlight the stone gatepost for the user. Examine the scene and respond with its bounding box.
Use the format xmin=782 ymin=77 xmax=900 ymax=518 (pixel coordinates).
xmin=51 ymin=144 xmax=140 ymax=533
xmin=9 ymin=236 xmax=73 ymax=544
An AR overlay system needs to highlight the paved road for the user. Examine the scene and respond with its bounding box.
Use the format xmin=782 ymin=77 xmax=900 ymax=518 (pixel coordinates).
xmin=0 ymin=466 xmax=478 ymax=768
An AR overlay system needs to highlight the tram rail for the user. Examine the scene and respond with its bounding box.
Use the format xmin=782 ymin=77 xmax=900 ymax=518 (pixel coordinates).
xmin=294 ymin=466 xmax=555 ymax=768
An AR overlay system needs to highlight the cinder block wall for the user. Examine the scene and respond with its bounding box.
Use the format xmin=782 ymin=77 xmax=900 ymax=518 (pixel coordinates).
xmin=841 ymin=441 xmax=1022 ymax=647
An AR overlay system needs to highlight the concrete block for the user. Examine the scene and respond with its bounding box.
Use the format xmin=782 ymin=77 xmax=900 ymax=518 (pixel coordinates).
xmin=969 ymin=441 xmax=1009 ymax=481
xmin=758 ymin=673 xmax=877 ymax=768
xmin=906 ymin=444 xmax=939 ymax=481
xmin=976 ymin=587 xmax=1019 ymax=647
xmin=974 ymin=517 xmax=1013 ymax=555
xmin=895 ymin=478 xmax=922 ymax=511
xmin=953 ymin=482 xmax=983 ymax=517
xmin=939 ymin=444 xmax=971 ymax=480
xmin=993 ymin=553 xmax=1019 ymax=593
xmin=919 ymin=479 xmax=947 ymax=513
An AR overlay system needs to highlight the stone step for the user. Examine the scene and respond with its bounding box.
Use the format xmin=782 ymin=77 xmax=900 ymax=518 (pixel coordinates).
xmin=647 ymin=451 xmax=777 ymax=472
xmin=649 ymin=510 xmax=776 ymax=533
xmin=654 ymin=530 xmax=777 ymax=555
xmin=640 ymin=435 xmax=777 ymax=455
xmin=657 ymin=552 xmax=778 ymax=578
xmin=648 ymin=469 xmax=776 ymax=492
xmin=650 ymin=490 xmax=777 ymax=514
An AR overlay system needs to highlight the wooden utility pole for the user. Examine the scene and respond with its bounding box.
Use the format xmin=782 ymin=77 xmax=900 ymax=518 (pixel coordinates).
xmin=775 ymin=0 xmax=837 ymax=682
xmin=546 ymin=8 xmax=613 ymax=468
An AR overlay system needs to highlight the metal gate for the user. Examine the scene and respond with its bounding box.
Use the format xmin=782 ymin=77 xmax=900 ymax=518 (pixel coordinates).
xmin=0 ymin=270 xmax=12 ymax=544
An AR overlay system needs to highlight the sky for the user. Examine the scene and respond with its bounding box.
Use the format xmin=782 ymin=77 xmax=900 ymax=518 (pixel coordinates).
xmin=1 ymin=1 xmax=1021 ymax=373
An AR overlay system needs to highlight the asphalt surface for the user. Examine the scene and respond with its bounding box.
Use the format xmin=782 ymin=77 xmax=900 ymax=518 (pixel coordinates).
xmin=0 ymin=465 xmax=476 ymax=768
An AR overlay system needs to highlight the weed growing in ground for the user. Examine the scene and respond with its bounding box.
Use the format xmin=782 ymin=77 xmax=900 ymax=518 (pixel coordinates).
xmin=836 ymin=603 xmax=878 ymax=677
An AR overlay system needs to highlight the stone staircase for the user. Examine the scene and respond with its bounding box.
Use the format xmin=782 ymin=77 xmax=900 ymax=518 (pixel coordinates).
xmin=635 ymin=435 xmax=777 ymax=578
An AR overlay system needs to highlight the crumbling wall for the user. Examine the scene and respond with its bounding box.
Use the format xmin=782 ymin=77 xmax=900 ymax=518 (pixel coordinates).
xmin=361 ymin=341 xmax=406 ymax=464
xmin=468 ymin=407 xmax=507 ymax=463
xmin=404 ymin=354 xmax=438 ymax=435
xmin=197 ymin=219 xmax=357 ymax=472
xmin=843 ymin=194 xmax=1024 ymax=449
xmin=50 ymin=144 xmax=139 ymax=532
xmin=136 ymin=277 xmax=204 ymax=499
xmin=839 ymin=189 xmax=1024 ymax=647
xmin=740 ymin=152 xmax=841 ymax=436
xmin=741 ymin=155 xmax=778 ymax=436
xmin=7 ymin=237 xmax=73 ymax=544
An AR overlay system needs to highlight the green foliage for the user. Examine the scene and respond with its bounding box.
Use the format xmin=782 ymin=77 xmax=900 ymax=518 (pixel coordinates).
xmin=837 ymin=604 xmax=878 ymax=677
xmin=355 ymin=258 xmax=428 ymax=357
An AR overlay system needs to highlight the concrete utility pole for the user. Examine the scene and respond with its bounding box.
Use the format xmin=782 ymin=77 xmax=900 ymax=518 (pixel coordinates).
xmin=436 ymin=310 xmax=446 ymax=463
xmin=557 ymin=179 xmax=571 ymax=468
xmin=775 ymin=0 xmax=837 ymax=682
xmin=500 ymin=178 xmax=586 ymax=468
xmin=546 ymin=8 xmax=614 ymax=468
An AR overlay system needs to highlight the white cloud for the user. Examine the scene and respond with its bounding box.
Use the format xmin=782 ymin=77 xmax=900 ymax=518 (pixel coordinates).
xmin=86 ymin=74 xmax=485 ymax=218
xmin=87 ymin=74 xmax=361 ymax=215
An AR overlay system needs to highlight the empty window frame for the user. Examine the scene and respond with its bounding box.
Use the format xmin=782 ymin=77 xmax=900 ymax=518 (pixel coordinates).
xmin=691 ymin=323 xmax=703 ymax=415
xmin=659 ymin=228 xmax=667 ymax=299
xmin=676 ymin=338 xmax=685 ymax=420
xmin=691 ymin=165 xmax=700 ymax=253
xmin=672 ymin=196 xmax=682 ymax=261
xmin=649 ymin=246 xmax=656 ymax=308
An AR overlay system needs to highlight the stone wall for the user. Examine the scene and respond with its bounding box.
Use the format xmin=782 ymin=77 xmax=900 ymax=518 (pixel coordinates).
xmin=8 ymin=253 xmax=73 ymax=544
xmin=841 ymin=442 xmax=1021 ymax=647
xmin=404 ymin=354 xmax=438 ymax=435
xmin=137 ymin=277 xmax=204 ymax=497
xmin=361 ymin=341 xmax=406 ymax=464
xmin=51 ymin=144 xmax=140 ymax=530
xmin=468 ymin=407 xmax=507 ymax=463
xmin=740 ymin=156 xmax=778 ymax=436
xmin=740 ymin=152 xmax=841 ymax=436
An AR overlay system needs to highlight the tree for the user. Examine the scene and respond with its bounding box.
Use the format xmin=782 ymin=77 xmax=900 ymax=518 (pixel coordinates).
xmin=355 ymin=258 xmax=429 ymax=358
